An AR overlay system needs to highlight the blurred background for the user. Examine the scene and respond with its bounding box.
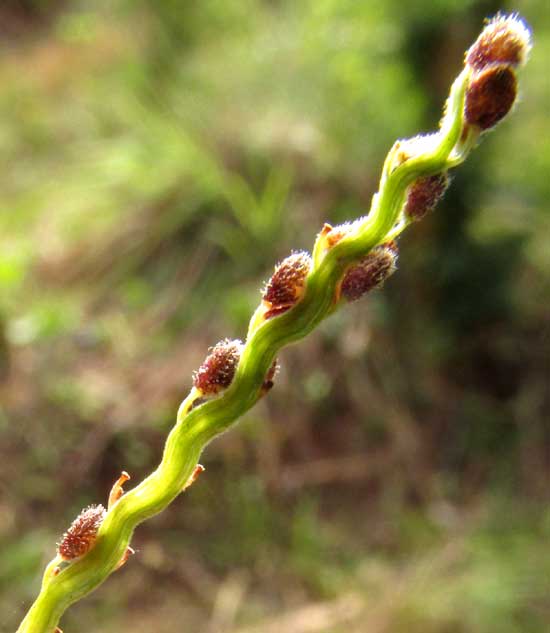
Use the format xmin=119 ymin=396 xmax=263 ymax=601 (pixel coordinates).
xmin=1 ymin=1 xmax=549 ymax=631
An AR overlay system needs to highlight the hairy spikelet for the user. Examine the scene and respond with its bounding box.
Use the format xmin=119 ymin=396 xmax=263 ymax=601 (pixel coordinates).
xmin=58 ymin=505 xmax=106 ymax=561
xmin=263 ymin=252 xmax=311 ymax=318
xmin=405 ymin=173 xmax=449 ymax=222
xmin=466 ymin=14 xmax=531 ymax=71
xmin=465 ymin=65 xmax=517 ymax=130
xmin=193 ymin=339 xmax=243 ymax=395
xmin=341 ymin=242 xmax=398 ymax=302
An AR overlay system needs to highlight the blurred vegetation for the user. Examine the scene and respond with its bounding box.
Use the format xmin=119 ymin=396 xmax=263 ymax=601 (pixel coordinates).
xmin=1 ymin=1 xmax=549 ymax=631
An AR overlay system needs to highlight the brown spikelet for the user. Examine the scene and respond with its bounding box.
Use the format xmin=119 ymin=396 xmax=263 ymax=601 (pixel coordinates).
xmin=58 ymin=504 xmax=106 ymax=561
xmin=193 ymin=339 xmax=243 ymax=395
xmin=341 ymin=242 xmax=398 ymax=302
xmin=405 ymin=172 xmax=450 ymax=222
xmin=465 ymin=64 xmax=517 ymax=131
xmin=466 ymin=14 xmax=531 ymax=72
xmin=263 ymin=252 xmax=311 ymax=318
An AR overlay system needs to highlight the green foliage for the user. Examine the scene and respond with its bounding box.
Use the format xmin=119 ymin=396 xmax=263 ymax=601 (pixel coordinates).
xmin=0 ymin=1 xmax=547 ymax=632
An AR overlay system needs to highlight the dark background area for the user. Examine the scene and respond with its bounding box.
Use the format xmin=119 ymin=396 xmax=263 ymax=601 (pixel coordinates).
xmin=1 ymin=1 xmax=549 ymax=631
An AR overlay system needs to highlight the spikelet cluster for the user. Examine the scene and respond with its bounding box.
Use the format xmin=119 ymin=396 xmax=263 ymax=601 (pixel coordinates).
xmin=57 ymin=505 xmax=106 ymax=561
xmin=464 ymin=15 xmax=531 ymax=131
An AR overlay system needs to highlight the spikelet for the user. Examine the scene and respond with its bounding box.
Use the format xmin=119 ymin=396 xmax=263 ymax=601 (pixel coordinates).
xmin=405 ymin=172 xmax=450 ymax=222
xmin=340 ymin=242 xmax=398 ymax=302
xmin=57 ymin=505 xmax=106 ymax=561
xmin=466 ymin=14 xmax=532 ymax=72
xmin=193 ymin=339 xmax=243 ymax=395
xmin=263 ymin=252 xmax=311 ymax=319
xmin=464 ymin=65 xmax=517 ymax=130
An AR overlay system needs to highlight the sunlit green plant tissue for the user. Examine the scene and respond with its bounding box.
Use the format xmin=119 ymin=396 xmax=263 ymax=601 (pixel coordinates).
xmin=17 ymin=14 xmax=532 ymax=633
